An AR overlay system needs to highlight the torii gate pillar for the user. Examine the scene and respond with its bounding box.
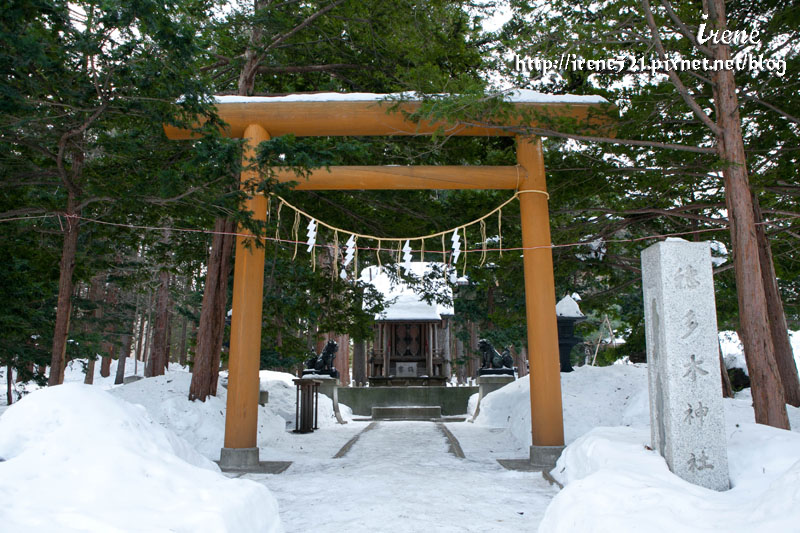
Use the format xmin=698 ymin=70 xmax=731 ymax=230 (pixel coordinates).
xmin=517 ymin=136 xmax=565 ymax=465
xmin=220 ymin=123 xmax=270 ymax=469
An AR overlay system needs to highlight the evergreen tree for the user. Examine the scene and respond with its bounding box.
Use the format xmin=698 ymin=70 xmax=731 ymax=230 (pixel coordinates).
xmin=0 ymin=0 xmax=229 ymax=384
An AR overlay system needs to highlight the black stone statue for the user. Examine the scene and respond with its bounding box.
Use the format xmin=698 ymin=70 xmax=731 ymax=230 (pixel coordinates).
xmin=303 ymin=339 xmax=340 ymax=378
xmin=477 ymin=339 xmax=515 ymax=376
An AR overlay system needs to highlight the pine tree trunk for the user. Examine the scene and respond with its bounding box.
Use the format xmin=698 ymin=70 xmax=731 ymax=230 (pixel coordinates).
xmin=752 ymin=195 xmax=800 ymax=406
xmin=48 ymin=196 xmax=80 ymax=386
xmin=147 ymin=269 xmax=171 ymax=377
xmin=178 ymin=314 xmax=189 ymax=367
xmin=99 ymin=283 xmax=118 ymax=379
xmin=719 ymin=348 xmax=733 ymax=399
xmin=7 ymin=364 xmax=14 ymax=405
xmin=707 ymin=0 xmax=788 ymax=429
xmin=114 ymin=291 xmax=136 ymax=385
xmin=189 ymin=218 xmax=236 ymax=401
xmin=165 ymin=300 xmax=172 ymax=372
xmin=84 ymin=273 xmax=105 ymax=385
xmin=178 ymin=277 xmax=190 ymax=367
xmin=84 ymin=359 xmax=95 ymax=384
xmin=186 ymin=322 xmax=198 ymax=367
xmin=510 ymin=344 xmax=528 ymax=378
xmin=134 ymin=292 xmax=148 ymax=364
xmin=115 ymin=334 xmax=131 ymax=385
xmin=14 ymin=362 xmax=23 ymax=383
xmin=99 ymin=353 xmax=111 ymax=377
xmin=143 ymin=297 xmax=154 ymax=376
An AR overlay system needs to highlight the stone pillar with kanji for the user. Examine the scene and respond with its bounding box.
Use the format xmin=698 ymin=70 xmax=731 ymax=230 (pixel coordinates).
xmin=642 ymin=238 xmax=730 ymax=491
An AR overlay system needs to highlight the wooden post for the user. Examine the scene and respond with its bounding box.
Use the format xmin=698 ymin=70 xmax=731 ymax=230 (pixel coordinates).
xmin=383 ymin=324 xmax=390 ymax=377
xmin=427 ymin=324 xmax=434 ymax=376
xmin=223 ymin=124 xmax=270 ymax=450
xmin=516 ymin=136 xmax=565 ymax=451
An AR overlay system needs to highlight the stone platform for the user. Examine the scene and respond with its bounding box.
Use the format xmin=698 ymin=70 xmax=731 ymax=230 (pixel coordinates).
xmin=372 ymin=406 xmax=442 ymax=420
xmin=337 ymin=386 xmax=478 ymax=417
xmin=368 ymin=376 xmax=447 ymax=387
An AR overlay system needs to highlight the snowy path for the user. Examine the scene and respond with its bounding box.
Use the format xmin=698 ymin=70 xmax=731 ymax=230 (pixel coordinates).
xmin=245 ymin=421 xmax=557 ymax=532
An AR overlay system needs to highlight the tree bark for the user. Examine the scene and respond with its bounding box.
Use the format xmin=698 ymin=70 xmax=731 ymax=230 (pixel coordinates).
xmin=752 ymin=194 xmax=800 ymax=406
xmin=719 ymin=347 xmax=733 ymax=399
xmin=99 ymin=283 xmax=118 ymax=379
xmin=48 ymin=195 xmax=80 ymax=386
xmin=134 ymin=291 xmax=148 ymax=364
xmin=7 ymin=364 xmax=14 ymax=405
xmin=143 ymin=295 xmax=155 ymax=376
xmin=84 ymin=273 xmax=105 ymax=385
xmin=511 ymin=344 xmax=528 ymax=378
xmin=178 ymin=276 xmax=190 ymax=367
xmin=114 ymin=334 xmax=132 ymax=385
xmin=99 ymin=353 xmax=111 ymax=377
xmin=165 ymin=300 xmax=172 ymax=372
xmin=178 ymin=313 xmax=189 ymax=367
xmin=189 ymin=218 xmax=236 ymax=401
xmin=114 ymin=291 xmax=137 ymax=385
xmin=147 ymin=268 xmax=171 ymax=377
xmin=707 ymin=0 xmax=788 ymax=428
xmin=83 ymin=358 xmax=95 ymax=384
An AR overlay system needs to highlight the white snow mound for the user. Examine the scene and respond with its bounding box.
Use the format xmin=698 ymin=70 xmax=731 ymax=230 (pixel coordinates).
xmin=555 ymin=295 xmax=584 ymax=318
xmin=0 ymin=384 xmax=282 ymax=533
xmin=540 ymin=424 xmax=800 ymax=533
xmin=473 ymin=365 xmax=649 ymax=446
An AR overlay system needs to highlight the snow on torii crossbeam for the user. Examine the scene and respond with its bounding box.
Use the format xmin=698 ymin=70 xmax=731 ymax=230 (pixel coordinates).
xmin=165 ymin=91 xmax=611 ymax=469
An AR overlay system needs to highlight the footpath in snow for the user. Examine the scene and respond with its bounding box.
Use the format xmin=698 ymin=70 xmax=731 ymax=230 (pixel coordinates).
xmin=248 ymin=420 xmax=557 ymax=533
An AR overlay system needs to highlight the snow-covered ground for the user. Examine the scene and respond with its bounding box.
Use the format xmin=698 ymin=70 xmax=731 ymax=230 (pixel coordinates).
xmin=1 ymin=335 xmax=799 ymax=532
xmin=471 ymin=362 xmax=800 ymax=532
xmin=0 ymin=381 xmax=281 ymax=532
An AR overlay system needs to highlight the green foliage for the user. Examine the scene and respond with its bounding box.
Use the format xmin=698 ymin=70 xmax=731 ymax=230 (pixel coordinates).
xmin=410 ymin=0 xmax=800 ymax=351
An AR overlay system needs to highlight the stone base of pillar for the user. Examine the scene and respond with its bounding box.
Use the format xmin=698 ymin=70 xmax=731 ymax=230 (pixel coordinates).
xmin=529 ymin=445 xmax=565 ymax=470
xmin=314 ymin=375 xmax=340 ymax=400
xmin=477 ymin=374 xmax=515 ymax=399
xmin=470 ymin=374 xmax=515 ymax=421
xmin=218 ymin=447 xmax=292 ymax=474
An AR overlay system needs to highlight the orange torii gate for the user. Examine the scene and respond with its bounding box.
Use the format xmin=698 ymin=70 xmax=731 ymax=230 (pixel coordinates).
xmin=165 ymin=92 xmax=610 ymax=469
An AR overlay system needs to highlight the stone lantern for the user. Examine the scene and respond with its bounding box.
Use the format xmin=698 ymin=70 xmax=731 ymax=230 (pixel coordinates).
xmin=556 ymin=295 xmax=586 ymax=372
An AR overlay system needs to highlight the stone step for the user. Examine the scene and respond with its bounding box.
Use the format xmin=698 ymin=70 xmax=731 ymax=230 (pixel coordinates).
xmin=371 ymin=406 xmax=442 ymax=420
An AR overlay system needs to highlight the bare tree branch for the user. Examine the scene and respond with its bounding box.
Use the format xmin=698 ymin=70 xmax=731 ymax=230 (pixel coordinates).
xmin=641 ymin=0 xmax=722 ymax=136
xmin=460 ymin=121 xmax=716 ymax=153
xmin=256 ymin=63 xmax=368 ymax=74
xmin=263 ymin=0 xmax=346 ymax=54
xmin=658 ymin=0 xmax=713 ymax=57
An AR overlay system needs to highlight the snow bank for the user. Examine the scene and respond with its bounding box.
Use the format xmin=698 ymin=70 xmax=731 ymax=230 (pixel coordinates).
xmin=260 ymin=369 xmax=296 ymax=386
xmin=540 ymin=424 xmax=800 ymax=533
xmin=720 ymin=329 xmax=800 ymax=375
xmin=0 ymin=384 xmax=281 ymax=533
xmin=110 ymin=369 xmax=349 ymax=459
xmin=473 ymin=364 xmax=649 ymax=446
xmin=472 ymin=360 xmax=800 ymax=532
xmin=259 ymin=373 xmax=353 ymax=429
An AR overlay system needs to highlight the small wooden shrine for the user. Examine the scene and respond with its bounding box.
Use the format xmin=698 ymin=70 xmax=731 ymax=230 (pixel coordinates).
xmin=361 ymin=263 xmax=453 ymax=386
